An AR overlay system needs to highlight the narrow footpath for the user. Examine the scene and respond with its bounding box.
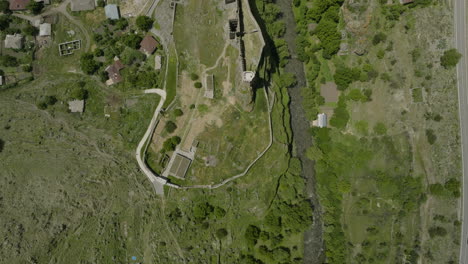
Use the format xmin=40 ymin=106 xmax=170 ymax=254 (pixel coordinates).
xmin=276 ymin=0 xmax=325 ymax=263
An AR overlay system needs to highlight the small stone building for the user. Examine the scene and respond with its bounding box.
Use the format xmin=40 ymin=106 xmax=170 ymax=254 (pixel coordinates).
xmin=70 ymin=0 xmax=95 ymax=11
xmin=4 ymin=34 xmax=23 ymax=49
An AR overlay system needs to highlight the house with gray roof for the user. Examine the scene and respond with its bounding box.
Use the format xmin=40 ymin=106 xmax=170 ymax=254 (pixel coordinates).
xmin=70 ymin=0 xmax=95 ymax=12
xmin=4 ymin=34 xmax=23 ymax=49
xmin=39 ymin=23 xmax=51 ymax=36
xmin=68 ymin=100 xmax=85 ymax=113
xmin=105 ymin=4 xmax=120 ymax=20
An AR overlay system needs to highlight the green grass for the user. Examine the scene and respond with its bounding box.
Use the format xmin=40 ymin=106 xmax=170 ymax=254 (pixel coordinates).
xmin=412 ymin=88 xmax=423 ymax=102
xmin=163 ymin=45 xmax=177 ymax=108
xmin=294 ymin=1 xmax=461 ymax=263
xmin=183 ymin=88 xmax=270 ymax=185
xmin=173 ymin=0 xmax=225 ymax=67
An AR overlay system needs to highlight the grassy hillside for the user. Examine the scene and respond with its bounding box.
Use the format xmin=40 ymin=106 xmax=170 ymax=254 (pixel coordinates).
xmin=293 ymin=0 xmax=461 ymax=263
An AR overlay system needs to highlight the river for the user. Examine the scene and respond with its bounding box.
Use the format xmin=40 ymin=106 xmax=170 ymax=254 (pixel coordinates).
xmin=275 ymin=0 xmax=325 ymax=263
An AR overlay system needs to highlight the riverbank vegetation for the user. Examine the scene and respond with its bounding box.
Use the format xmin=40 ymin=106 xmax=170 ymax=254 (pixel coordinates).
xmin=293 ymin=0 xmax=462 ymax=263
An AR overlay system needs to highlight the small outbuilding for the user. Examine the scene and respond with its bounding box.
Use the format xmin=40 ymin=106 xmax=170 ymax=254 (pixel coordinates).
xmin=105 ymin=4 xmax=120 ymax=20
xmin=4 ymin=34 xmax=23 ymax=49
xmin=70 ymin=0 xmax=95 ymax=11
xmin=204 ymin=74 xmax=214 ymax=99
xmin=155 ymin=55 xmax=162 ymax=70
xmin=312 ymin=113 xmax=327 ymax=128
xmin=39 ymin=23 xmax=51 ymax=37
xmin=68 ymin=100 xmax=85 ymax=113
xmin=242 ymin=71 xmax=255 ymax=82
xmin=139 ymin=35 xmax=159 ymax=55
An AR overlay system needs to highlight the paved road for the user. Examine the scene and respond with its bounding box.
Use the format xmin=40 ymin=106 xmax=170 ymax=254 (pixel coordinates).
xmin=455 ymin=0 xmax=468 ymax=262
xmin=135 ymin=89 xmax=167 ymax=196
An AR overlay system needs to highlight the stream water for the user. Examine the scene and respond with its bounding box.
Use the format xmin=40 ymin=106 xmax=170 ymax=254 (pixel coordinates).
xmin=275 ymin=0 xmax=325 ymax=263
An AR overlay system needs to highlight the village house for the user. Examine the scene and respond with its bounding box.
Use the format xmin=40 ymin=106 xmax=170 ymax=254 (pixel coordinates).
xmin=9 ymin=0 xmax=29 ymax=11
xmin=105 ymin=4 xmax=120 ymax=20
xmin=68 ymin=100 xmax=85 ymax=113
xmin=4 ymin=34 xmax=23 ymax=49
xmin=70 ymin=0 xmax=95 ymax=12
xmin=105 ymin=57 xmax=125 ymax=85
xmin=139 ymin=35 xmax=159 ymax=56
xmin=8 ymin=0 xmax=49 ymax=10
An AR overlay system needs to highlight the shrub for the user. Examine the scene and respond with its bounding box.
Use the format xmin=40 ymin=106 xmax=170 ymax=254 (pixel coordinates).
xmin=372 ymin=32 xmax=387 ymax=45
xmin=0 ymin=15 xmax=10 ymax=31
xmin=445 ymin=178 xmax=461 ymax=197
xmin=22 ymin=64 xmax=32 ymax=72
xmin=426 ymin=129 xmax=437 ymax=144
xmin=71 ymin=88 xmax=88 ymax=100
xmin=0 ymin=138 xmax=4 ymax=152
xmin=315 ymin=19 xmax=341 ymax=55
xmin=161 ymin=136 xmax=181 ymax=152
xmin=165 ymin=121 xmax=177 ymax=133
xmin=0 ymin=0 xmax=9 ymax=13
xmin=97 ymin=0 xmax=105 ymax=7
xmin=27 ymin=1 xmax=43 ymax=15
xmin=115 ymin=18 xmax=128 ymax=30
xmin=334 ymin=65 xmax=360 ymax=90
xmin=80 ymin=53 xmax=100 ymax=75
xmin=44 ymin=95 xmax=57 ymax=106
xmin=373 ymin=122 xmax=387 ymax=135
xmin=122 ymin=33 xmax=143 ymax=49
xmin=429 ymin=183 xmax=445 ymax=196
xmin=440 ymin=48 xmax=462 ymax=68
xmin=121 ymin=48 xmax=145 ymax=65
xmin=22 ymin=24 xmax=38 ymax=36
xmin=347 ymin=89 xmax=366 ymax=102
xmin=190 ymin=73 xmax=199 ymax=80
xmin=428 ymin=226 xmax=447 ymax=238
xmin=194 ymin=82 xmax=202 ymax=88
xmin=216 ymin=228 xmax=228 ymax=239
xmin=193 ymin=202 xmax=214 ymax=220
xmin=214 ymin=207 xmax=226 ymax=218
xmin=0 ymin=55 xmax=18 ymax=67
xmin=330 ymin=97 xmax=349 ymax=129
xmin=174 ymin=109 xmax=183 ymax=117
xmin=244 ymin=225 xmax=261 ymax=246
xmin=136 ymin=16 xmax=154 ymax=31
xmin=94 ymin=48 xmax=104 ymax=57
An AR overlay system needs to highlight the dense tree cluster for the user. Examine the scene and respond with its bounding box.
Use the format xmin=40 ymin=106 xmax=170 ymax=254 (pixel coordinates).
xmin=136 ymin=16 xmax=154 ymax=31
xmin=80 ymin=53 xmax=101 ymax=75
xmin=27 ymin=1 xmax=43 ymax=15
xmin=161 ymin=136 xmax=181 ymax=153
xmin=0 ymin=55 xmax=18 ymax=67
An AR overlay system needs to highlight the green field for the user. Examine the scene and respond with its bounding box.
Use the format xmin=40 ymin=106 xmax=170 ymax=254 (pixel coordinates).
xmin=293 ymin=0 xmax=462 ymax=263
xmin=163 ymin=45 xmax=178 ymax=108
xmin=173 ymin=0 xmax=226 ymax=68
xmin=0 ymin=1 xmax=313 ymax=263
